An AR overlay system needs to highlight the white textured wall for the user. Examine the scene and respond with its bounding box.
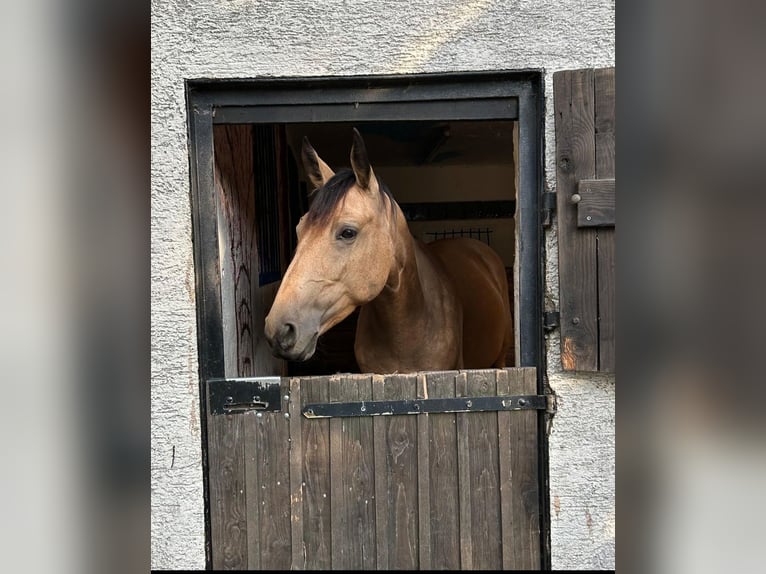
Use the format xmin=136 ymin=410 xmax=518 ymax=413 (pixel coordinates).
xmin=151 ymin=0 xmax=614 ymax=569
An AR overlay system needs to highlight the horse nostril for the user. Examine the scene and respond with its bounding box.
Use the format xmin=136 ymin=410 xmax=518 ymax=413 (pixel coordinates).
xmin=278 ymin=322 xmax=297 ymax=350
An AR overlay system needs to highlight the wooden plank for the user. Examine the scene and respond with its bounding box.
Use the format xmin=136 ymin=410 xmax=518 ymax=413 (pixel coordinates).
xmin=594 ymin=68 xmax=615 ymax=181
xmin=507 ymin=368 xmax=541 ymax=569
xmin=244 ymin=412 xmax=260 ymax=570
xmin=554 ymin=68 xmax=599 ymax=371
xmin=426 ymin=371 xmax=460 ymax=570
xmin=463 ymin=369 xmax=502 ymax=570
xmin=372 ymin=375 xmax=389 ymax=571
xmin=598 ymin=230 xmax=615 ymax=372
xmin=416 ymin=373 xmax=432 ymax=570
xmin=576 ymin=179 xmax=615 ymax=227
xmin=214 ymin=124 xmax=257 ymax=377
xmin=301 ymin=377 xmax=332 ymax=569
xmin=373 ymin=374 xmax=419 ymax=570
xmin=496 ymin=369 xmax=514 ymax=570
xmin=208 ymin=412 xmax=247 ymax=570
xmin=288 ymin=378 xmax=304 ymax=569
xmin=595 ymin=68 xmax=616 ymax=372
xmin=455 ymin=372 xmax=473 ymax=570
xmin=330 ymin=375 xmax=376 ymax=570
xmin=256 ymin=385 xmax=291 ymax=570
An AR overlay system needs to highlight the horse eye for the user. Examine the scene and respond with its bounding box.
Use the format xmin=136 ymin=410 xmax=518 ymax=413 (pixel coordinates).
xmin=339 ymin=228 xmax=357 ymax=241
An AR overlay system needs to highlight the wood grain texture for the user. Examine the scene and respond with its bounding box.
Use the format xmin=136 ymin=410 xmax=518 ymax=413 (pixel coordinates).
xmin=416 ymin=374 xmax=431 ymax=570
xmin=301 ymin=377 xmax=332 ymax=569
xmin=464 ymin=369 xmax=502 ymax=570
xmin=214 ymin=124 xmax=257 ymax=378
xmin=373 ymin=375 xmax=419 ymax=570
xmin=576 ymin=179 xmax=615 ymax=227
xmin=208 ymin=369 xmax=541 ymax=570
xmin=455 ymin=372 xmax=473 ymax=570
xmin=208 ymin=412 xmax=247 ymax=570
xmin=496 ymin=369 xmax=514 ymax=570
xmin=426 ymin=371 xmax=460 ymax=570
xmin=554 ymin=68 xmax=600 ymax=371
xmin=595 ymin=68 xmax=616 ymax=373
xmin=329 ymin=375 xmax=376 ymax=570
xmin=288 ymin=377 xmax=305 ymax=569
xmin=255 ymin=394 xmax=291 ymax=569
xmin=244 ymin=412 xmax=260 ymax=569
xmin=507 ymin=368 xmax=541 ymax=569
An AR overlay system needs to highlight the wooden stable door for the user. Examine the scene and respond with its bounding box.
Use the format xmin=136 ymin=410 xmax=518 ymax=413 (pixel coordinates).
xmin=206 ymin=368 xmax=542 ymax=570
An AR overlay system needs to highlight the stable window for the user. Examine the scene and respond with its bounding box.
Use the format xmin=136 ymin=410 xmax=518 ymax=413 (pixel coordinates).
xmin=187 ymin=72 xmax=546 ymax=570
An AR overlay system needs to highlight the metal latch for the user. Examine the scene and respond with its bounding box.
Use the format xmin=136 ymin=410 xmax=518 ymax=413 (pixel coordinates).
xmin=208 ymin=377 xmax=282 ymax=415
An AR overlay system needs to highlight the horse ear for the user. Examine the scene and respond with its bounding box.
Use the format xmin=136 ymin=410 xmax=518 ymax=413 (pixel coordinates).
xmin=350 ymin=128 xmax=379 ymax=195
xmin=302 ymin=137 xmax=335 ymax=191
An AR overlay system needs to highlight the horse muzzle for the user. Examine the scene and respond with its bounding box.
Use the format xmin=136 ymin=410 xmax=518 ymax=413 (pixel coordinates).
xmin=264 ymin=317 xmax=319 ymax=362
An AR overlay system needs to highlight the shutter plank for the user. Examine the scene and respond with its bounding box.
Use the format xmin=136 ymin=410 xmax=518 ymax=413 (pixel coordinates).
xmin=554 ymin=68 xmax=600 ymax=371
xmin=595 ymin=68 xmax=616 ymax=372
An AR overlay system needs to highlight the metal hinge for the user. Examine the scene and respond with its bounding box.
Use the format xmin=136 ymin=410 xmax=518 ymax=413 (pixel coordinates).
xmin=302 ymin=394 xmax=547 ymax=418
xmin=545 ymin=393 xmax=557 ymax=415
xmin=543 ymin=310 xmax=560 ymax=332
xmin=541 ymin=192 xmax=556 ymax=227
xmin=208 ymin=377 xmax=283 ymax=415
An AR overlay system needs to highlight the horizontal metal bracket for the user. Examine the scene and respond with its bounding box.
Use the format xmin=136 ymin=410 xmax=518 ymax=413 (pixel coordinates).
xmin=303 ymin=394 xmax=546 ymax=418
xmin=208 ymin=377 xmax=282 ymax=415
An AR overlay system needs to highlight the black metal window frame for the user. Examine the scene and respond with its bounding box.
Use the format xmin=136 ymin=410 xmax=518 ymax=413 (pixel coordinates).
xmin=185 ymin=70 xmax=546 ymax=567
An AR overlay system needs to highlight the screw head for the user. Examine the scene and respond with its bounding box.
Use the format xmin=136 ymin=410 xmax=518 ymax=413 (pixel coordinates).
xmin=255 ymin=412 xmax=263 ymax=418
xmin=283 ymin=394 xmax=290 ymax=402
xmin=586 ymin=215 xmax=592 ymax=221
xmin=284 ymin=412 xmax=290 ymax=419
xmin=572 ymin=317 xmax=580 ymax=325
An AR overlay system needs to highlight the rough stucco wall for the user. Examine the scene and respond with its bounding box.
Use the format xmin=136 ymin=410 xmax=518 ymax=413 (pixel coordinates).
xmin=151 ymin=0 xmax=614 ymax=569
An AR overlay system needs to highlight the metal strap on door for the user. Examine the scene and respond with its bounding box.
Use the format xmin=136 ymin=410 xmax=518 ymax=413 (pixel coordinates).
xmin=208 ymin=377 xmax=548 ymax=417
xmin=302 ymin=394 xmax=545 ymax=418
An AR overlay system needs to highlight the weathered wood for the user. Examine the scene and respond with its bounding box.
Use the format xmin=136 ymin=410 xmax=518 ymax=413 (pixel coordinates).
xmin=598 ymin=231 xmax=615 ymax=372
xmin=208 ymin=368 xmax=541 ymax=570
xmin=554 ymin=68 xmax=600 ymax=371
xmin=288 ymin=377 xmax=305 ymax=569
xmin=595 ymin=68 xmax=616 ymax=372
xmin=455 ymin=372 xmax=473 ymax=570
xmin=372 ymin=376 xmax=389 ymax=571
xmin=594 ymin=68 xmax=616 ymax=181
xmin=255 ymin=386 xmax=291 ymax=569
xmin=464 ymin=369 xmax=502 ymax=570
xmin=208 ymin=412 xmax=247 ymax=570
xmin=329 ymin=375 xmax=376 ymax=570
xmin=416 ymin=374 xmax=432 ymax=570
xmin=214 ymin=124 xmax=255 ymax=378
xmin=496 ymin=369 xmax=514 ymax=570
xmin=301 ymin=377 xmax=332 ymax=569
xmin=426 ymin=371 xmax=460 ymax=570
xmin=372 ymin=374 xmax=419 ymax=570
xmin=507 ymin=368 xmax=540 ymax=569
xmin=576 ymin=179 xmax=615 ymax=227
xmin=244 ymin=412 xmax=260 ymax=569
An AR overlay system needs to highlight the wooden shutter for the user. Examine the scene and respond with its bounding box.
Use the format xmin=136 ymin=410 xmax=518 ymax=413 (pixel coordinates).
xmin=553 ymin=68 xmax=615 ymax=372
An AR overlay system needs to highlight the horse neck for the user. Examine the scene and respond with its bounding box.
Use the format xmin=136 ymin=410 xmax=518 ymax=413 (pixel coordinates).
xmin=362 ymin=206 xmax=428 ymax=328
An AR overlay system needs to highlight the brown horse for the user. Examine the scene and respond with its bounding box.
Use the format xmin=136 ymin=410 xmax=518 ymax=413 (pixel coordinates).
xmin=264 ymin=129 xmax=513 ymax=374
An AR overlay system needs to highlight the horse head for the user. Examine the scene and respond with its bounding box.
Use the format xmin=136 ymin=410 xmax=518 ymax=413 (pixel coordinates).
xmin=265 ymin=129 xmax=397 ymax=361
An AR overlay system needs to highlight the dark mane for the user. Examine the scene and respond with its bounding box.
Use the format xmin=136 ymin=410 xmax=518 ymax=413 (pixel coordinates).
xmin=305 ymin=168 xmax=395 ymax=227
